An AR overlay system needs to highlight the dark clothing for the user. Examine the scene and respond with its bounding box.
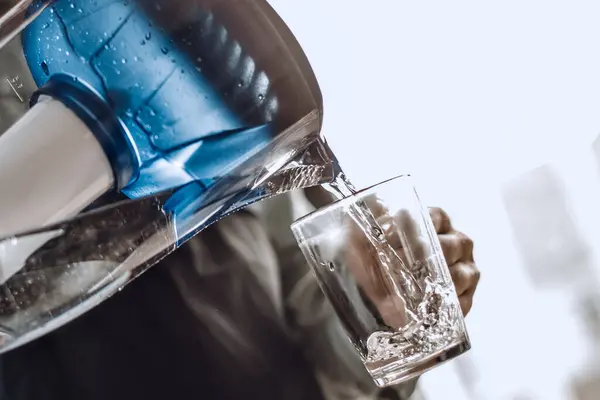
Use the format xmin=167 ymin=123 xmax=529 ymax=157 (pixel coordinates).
xmin=2 ymin=259 xmax=324 ymax=400
xmin=0 ymin=194 xmax=417 ymax=400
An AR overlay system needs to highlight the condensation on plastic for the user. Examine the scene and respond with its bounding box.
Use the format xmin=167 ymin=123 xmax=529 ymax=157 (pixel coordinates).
xmin=0 ymin=0 xmax=341 ymax=353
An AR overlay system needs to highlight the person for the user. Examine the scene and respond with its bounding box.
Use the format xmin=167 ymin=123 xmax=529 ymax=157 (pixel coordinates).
xmin=0 ymin=186 xmax=480 ymax=400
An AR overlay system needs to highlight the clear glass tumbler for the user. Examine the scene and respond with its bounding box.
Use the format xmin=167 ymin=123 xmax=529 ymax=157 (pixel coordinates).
xmin=291 ymin=176 xmax=471 ymax=387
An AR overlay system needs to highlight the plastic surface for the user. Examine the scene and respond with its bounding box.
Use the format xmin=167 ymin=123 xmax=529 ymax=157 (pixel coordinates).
xmin=0 ymin=97 xmax=114 ymax=287
xmin=31 ymin=74 xmax=138 ymax=189
xmin=0 ymin=96 xmax=113 ymax=239
xmin=0 ymin=0 xmax=52 ymax=49
xmin=23 ymin=0 xmax=277 ymax=198
xmin=0 ymin=0 xmax=338 ymax=353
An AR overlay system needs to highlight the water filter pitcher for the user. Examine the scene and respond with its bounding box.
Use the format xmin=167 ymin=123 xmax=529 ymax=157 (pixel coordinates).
xmin=0 ymin=0 xmax=340 ymax=353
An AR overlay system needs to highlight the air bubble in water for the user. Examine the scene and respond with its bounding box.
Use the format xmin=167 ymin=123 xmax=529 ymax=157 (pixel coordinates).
xmin=371 ymin=226 xmax=384 ymax=240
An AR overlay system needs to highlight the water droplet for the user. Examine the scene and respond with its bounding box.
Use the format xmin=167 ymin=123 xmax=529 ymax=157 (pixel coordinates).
xmin=161 ymin=47 xmax=169 ymax=55
xmin=121 ymin=58 xmax=127 ymax=64
xmin=258 ymin=94 xmax=265 ymax=101
xmin=140 ymin=39 xmax=146 ymax=45
xmin=145 ymin=32 xmax=152 ymax=40
xmin=328 ymin=262 xmax=335 ymax=271
xmin=69 ymin=3 xmax=75 ymax=8
xmin=65 ymin=51 xmax=70 ymax=56
xmin=196 ymin=56 xmax=203 ymax=63
xmin=237 ymin=80 xmax=243 ymax=88
xmin=133 ymin=56 xmax=139 ymax=62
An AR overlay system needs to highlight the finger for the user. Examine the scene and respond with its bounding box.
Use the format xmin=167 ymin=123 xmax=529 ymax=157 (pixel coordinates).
xmin=429 ymin=207 xmax=452 ymax=234
xmin=377 ymin=214 xmax=402 ymax=249
xmin=346 ymin=220 xmax=394 ymax=300
xmin=363 ymin=195 xmax=388 ymax=219
xmin=459 ymin=295 xmax=473 ymax=316
xmin=393 ymin=209 xmax=427 ymax=262
xmin=449 ymin=262 xmax=479 ymax=296
xmin=375 ymin=295 xmax=408 ymax=330
xmin=438 ymin=231 xmax=474 ymax=265
xmin=462 ymin=264 xmax=480 ymax=298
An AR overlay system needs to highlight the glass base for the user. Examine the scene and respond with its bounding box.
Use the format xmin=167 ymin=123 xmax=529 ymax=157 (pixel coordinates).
xmin=368 ymin=334 xmax=471 ymax=387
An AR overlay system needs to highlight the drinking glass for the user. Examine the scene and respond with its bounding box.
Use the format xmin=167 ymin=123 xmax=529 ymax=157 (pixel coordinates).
xmin=291 ymin=176 xmax=471 ymax=387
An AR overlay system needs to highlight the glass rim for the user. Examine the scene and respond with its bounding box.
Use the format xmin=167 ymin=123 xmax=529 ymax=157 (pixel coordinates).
xmin=291 ymin=174 xmax=412 ymax=229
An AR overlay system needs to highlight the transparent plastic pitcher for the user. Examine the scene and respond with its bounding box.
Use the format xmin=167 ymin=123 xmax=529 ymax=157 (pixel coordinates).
xmin=0 ymin=0 xmax=341 ymax=352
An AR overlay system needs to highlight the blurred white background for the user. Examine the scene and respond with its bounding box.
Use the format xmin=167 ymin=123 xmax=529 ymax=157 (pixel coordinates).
xmin=270 ymin=1 xmax=600 ymax=399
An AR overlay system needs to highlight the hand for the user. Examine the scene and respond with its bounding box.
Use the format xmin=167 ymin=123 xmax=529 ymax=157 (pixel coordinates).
xmin=429 ymin=207 xmax=480 ymax=316
xmin=345 ymin=200 xmax=480 ymax=330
